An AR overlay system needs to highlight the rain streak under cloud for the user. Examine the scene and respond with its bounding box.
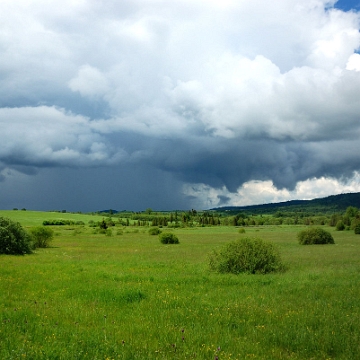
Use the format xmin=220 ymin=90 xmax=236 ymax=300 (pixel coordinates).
xmin=1 ymin=0 xmax=360 ymax=211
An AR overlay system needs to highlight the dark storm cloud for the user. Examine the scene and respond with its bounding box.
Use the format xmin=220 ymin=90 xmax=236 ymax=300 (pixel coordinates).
xmin=1 ymin=0 xmax=360 ymax=210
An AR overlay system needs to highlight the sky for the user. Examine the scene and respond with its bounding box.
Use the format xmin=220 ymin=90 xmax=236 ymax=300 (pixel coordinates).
xmin=1 ymin=0 xmax=360 ymax=212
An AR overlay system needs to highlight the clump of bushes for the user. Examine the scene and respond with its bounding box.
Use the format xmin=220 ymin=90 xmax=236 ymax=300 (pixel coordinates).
xmin=149 ymin=227 xmax=162 ymax=235
xmin=297 ymin=227 xmax=335 ymax=245
xmin=209 ymin=237 xmax=285 ymax=275
xmin=0 ymin=217 xmax=33 ymax=255
xmin=43 ymin=219 xmax=75 ymax=226
xmin=238 ymin=228 xmax=246 ymax=234
xmin=29 ymin=226 xmax=54 ymax=248
xmin=159 ymin=232 xmax=179 ymax=244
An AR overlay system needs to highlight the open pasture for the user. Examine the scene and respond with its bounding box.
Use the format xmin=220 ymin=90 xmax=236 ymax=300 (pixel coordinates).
xmin=1 ymin=212 xmax=360 ymax=359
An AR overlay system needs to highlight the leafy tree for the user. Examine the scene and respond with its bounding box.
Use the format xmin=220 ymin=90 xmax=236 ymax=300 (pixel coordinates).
xmin=346 ymin=206 xmax=358 ymax=218
xmin=0 ymin=217 xmax=33 ymax=255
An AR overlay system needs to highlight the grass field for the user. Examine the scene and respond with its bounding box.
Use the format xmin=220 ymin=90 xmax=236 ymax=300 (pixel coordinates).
xmin=1 ymin=211 xmax=360 ymax=359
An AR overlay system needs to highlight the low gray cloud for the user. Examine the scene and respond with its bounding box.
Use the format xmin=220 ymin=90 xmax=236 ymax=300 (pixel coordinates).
xmin=1 ymin=0 xmax=360 ymax=210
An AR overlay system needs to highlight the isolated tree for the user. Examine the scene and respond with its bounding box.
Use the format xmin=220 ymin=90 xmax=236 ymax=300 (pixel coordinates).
xmin=0 ymin=217 xmax=33 ymax=255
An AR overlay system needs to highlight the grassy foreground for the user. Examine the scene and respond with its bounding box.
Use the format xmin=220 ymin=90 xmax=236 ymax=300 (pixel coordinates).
xmin=1 ymin=212 xmax=360 ymax=359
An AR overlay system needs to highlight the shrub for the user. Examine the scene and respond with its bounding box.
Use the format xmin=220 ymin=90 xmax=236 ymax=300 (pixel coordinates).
xmin=149 ymin=227 xmax=162 ymax=235
xmin=355 ymin=224 xmax=360 ymax=235
xmin=238 ymin=228 xmax=246 ymax=234
xmin=99 ymin=219 xmax=108 ymax=230
xmin=209 ymin=237 xmax=284 ymax=274
xmin=43 ymin=219 xmax=75 ymax=226
xmin=0 ymin=217 xmax=33 ymax=255
xmin=159 ymin=232 xmax=179 ymax=244
xmin=335 ymin=220 xmax=345 ymax=231
xmin=29 ymin=226 xmax=54 ymax=248
xmin=105 ymin=229 xmax=112 ymax=237
xmin=297 ymin=227 xmax=335 ymax=245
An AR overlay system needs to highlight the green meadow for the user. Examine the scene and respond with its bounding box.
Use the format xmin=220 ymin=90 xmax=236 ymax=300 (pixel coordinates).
xmin=1 ymin=211 xmax=360 ymax=359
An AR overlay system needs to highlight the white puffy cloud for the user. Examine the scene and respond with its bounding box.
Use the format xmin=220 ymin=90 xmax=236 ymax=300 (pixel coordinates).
xmin=69 ymin=65 xmax=110 ymax=98
xmin=347 ymin=53 xmax=360 ymax=70
xmin=0 ymin=106 xmax=126 ymax=168
xmin=184 ymin=172 xmax=360 ymax=209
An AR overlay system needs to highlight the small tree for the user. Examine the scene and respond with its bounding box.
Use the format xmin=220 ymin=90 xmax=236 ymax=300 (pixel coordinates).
xmin=0 ymin=217 xmax=33 ymax=255
xmin=298 ymin=227 xmax=334 ymax=245
xmin=29 ymin=226 xmax=54 ymax=248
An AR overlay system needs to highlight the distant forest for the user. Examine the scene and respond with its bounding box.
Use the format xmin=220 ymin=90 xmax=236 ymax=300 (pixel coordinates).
xmin=211 ymin=192 xmax=360 ymax=215
xmin=45 ymin=192 xmax=360 ymax=232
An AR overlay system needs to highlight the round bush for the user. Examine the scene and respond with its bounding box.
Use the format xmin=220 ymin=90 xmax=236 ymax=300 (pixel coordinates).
xmin=0 ymin=217 xmax=33 ymax=255
xmin=148 ymin=227 xmax=162 ymax=235
xmin=29 ymin=226 xmax=54 ymax=248
xmin=159 ymin=232 xmax=179 ymax=244
xmin=297 ymin=227 xmax=335 ymax=245
xmin=209 ymin=237 xmax=285 ymax=275
xmin=335 ymin=220 xmax=345 ymax=231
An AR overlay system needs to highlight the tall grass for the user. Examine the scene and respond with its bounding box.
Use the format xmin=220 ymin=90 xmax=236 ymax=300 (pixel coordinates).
xmin=1 ymin=217 xmax=360 ymax=359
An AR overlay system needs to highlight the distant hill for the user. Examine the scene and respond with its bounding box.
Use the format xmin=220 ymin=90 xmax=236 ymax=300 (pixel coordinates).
xmin=211 ymin=192 xmax=360 ymax=215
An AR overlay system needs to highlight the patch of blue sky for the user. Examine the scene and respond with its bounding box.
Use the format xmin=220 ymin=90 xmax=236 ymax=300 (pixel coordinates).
xmin=334 ymin=0 xmax=360 ymax=11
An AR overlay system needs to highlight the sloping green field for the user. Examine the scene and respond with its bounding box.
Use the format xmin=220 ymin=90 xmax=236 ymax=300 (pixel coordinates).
xmin=1 ymin=212 xmax=360 ymax=359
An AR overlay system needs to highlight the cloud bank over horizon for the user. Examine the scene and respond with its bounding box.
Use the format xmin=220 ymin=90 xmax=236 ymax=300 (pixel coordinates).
xmin=1 ymin=0 xmax=360 ymax=211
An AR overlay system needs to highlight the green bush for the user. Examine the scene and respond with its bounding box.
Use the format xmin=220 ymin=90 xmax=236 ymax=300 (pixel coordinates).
xmin=159 ymin=232 xmax=179 ymax=244
xmin=297 ymin=227 xmax=335 ymax=245
xmin=149 ymin=227 xmax=162 ymax=235
xmin=99 ymin=219 xmax=108 ymax=230
xmin=0 ymin=217 xmax=33 ymax=255
xmin=335 ymin=220 xmax=345 ymax=231
xmin=355 ymin=224 xmax=360 ymax=235
xmin=238 ymin=228 xmax=246 ymax=234
xmin=29 ymin=226 xmax=54 ymax=248
xmin=105 ymin=229 xmax=112 ymax=237
xmin=43 ymin=219 xmax=75 ymax=226
xmin=209 ymin=237 xmax=284 ymax=274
